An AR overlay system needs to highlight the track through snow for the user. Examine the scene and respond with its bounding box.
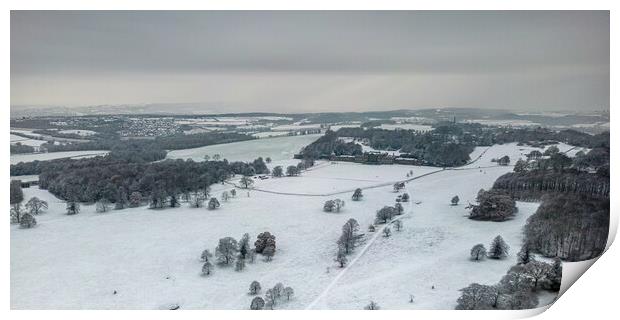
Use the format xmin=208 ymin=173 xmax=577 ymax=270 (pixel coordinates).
xmin=304 ymin=147 xmax=492 ymax=309
xmin=305 ymin=184 xmax=416 ymax=310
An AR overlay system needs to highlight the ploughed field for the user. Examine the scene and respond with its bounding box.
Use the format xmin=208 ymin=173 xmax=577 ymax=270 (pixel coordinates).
xmin=11 ymin=142 xmax=579 ymax=309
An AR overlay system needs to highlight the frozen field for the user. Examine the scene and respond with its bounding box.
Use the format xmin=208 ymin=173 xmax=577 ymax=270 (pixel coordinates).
xmin=166 ymin=134 xmax=321 ymax=162
xmin=10 ymin=134 xmax=47 ymax=147
xmin=378 ymin=123 xmax=433 ymax=132
xmin=11 ymin=142 xmax=563 ymax=310
xmin=10 ymin=150 xmax=109 ymax=165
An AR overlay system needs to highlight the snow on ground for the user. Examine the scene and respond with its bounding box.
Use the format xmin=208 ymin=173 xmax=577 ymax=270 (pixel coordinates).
xmin=251 ymin=131 xmax=291 ymax=138
xmin=58 ymin=129 xmax=97 ymax=136
xmin=10 ymin=175 xmax=39 ymax=183
xmin=11 ymin=129 xmax=43 ymax=137
xmin=11 ymin=142 xmax=560 ymax=310
xmin=10 ymin=150 xmax=109 ymax=165
xmin=10 ymin=134 xmax=47 ymax=147
xmin=271 ymin=124 xmax=322 ymax=131
xmin=166 ymin=134 xmax=321 ymax=163
xmin=329 ymin=124 xmax=360 ymax=131
xmin=378 ymin=123 xmax=433 ymax=132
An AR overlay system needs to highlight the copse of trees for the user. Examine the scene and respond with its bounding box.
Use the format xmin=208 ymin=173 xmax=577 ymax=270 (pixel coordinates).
xmin=10 ymin=143 xmax=36 ymax=154
xmin=323 ymin=199 xmax=345 ymax=213
xmin=456 ymin=257 xmax=562 ymax=310
xmin=468 ymin=189 xmax=517 ymax=221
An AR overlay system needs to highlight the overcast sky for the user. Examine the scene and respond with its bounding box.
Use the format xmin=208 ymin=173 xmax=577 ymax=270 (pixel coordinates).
xmin=11 ymin=11 xmax=609 ymax=113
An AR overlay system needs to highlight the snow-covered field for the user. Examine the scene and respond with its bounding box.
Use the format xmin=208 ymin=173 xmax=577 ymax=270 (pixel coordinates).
xmin=166 ymin=134 xmax=321 ymax=163
xmin=378 ymin=123 xmax=433 ymax=132
xmin=11 ymin=142 xmax=566 ymax=310
xmin=58 ymin=129 xmax=97 ymax=136
xmin=10 ymin=150 xmax=109 ymax=165
xmin=251 ymin=131 xmax=291 ymax=138
xmin=10 ymin=134 xmax=47 ymax=147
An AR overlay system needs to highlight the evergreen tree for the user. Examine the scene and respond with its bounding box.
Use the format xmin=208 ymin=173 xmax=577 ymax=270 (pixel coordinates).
xmin=488 ymin=235 xmax=509 ymax=259
xmin=517 ymin=245 xmax=532 ymax=265
xmin=239 ymin=233 xmax=251 ymax=259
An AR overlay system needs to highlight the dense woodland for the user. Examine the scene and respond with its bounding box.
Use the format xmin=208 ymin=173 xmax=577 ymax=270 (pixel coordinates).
xmin=490 ymin=135 xmax=610 ymax=261
xmin=11 ymin=139 xmax=270 ymax=205
xmin=300 ymin=124 xmax=481 ymax=166
xmin=39 ymin=132 xmax=254 ymax=153
xmin=524 ymin=194 xmax=608 ymax=261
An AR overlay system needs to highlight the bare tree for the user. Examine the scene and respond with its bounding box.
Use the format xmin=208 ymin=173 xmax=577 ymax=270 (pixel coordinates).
xmin=393 ymin=220 xmax=403 ymax=232
xmin=25 ymin=197 xmax=48 ymax=215
xmin=283 ymin=287 xmax=294 ymax=301
xmin=335 ymin=249 xmax=348 ymax=268
xmin=215 ymin=237 xmax=238 ymax=265
xmin=364 ymin=301 xmax=380 ymax=310
xmin=383 ymin=227 xmax=392 ymax=238
xmin=96 ymin=199 xmax=111 ymax=213
xmin=240 ymin=176 xmax=254 ymax=189
xmin=337 ymin=218 xmax=361 ymax=254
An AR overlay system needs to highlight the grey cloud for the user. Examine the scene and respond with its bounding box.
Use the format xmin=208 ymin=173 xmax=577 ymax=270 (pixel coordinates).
xmin=10 ymin=11 xmax=609 ymax=111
